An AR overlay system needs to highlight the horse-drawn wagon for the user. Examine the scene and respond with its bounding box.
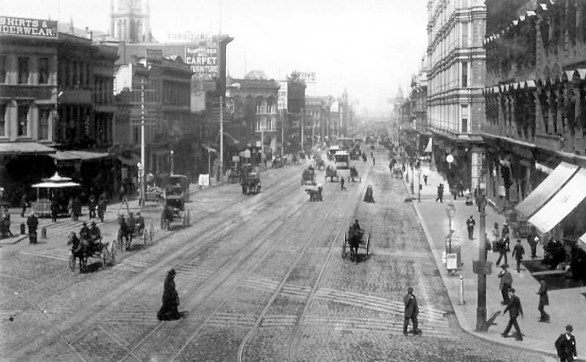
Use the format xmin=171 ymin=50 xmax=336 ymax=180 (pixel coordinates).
xmin=325 ymin=166 xmax=339 ymax=182
xmin=301 ymin=167 xmax=316 ymax=185
xmin=341 ymin=226 xmax=371 ymax=263
xmin=68 ymin=232 xmax=116 ymax=272
xmin=160 ymin=194 xmax=190 ymax=230
xmin=241 ymin=172 xmax=262 ymax=195
xmin=350 ymin=166 xmax=361 ymax=182
xmin=392 ymin=164 xmax=403 ymax=179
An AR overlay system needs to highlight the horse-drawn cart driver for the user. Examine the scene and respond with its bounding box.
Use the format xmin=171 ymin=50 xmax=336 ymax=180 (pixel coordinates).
xmin=80 ymin=222 xmax=90 ymax=241
xmin=136 ymin=212 xmax=145 ymax=235
xmin=89 ymin=221 xmax=101 ymax=243
xmin=352 ymin=219 xmax=362 ymax=232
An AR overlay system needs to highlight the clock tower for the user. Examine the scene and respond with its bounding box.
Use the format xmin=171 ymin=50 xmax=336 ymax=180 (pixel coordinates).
xmin=110 ymin=0 xmax=153 ymax=43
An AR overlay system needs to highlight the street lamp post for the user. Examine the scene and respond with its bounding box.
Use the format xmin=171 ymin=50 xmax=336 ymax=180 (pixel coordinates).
xmin=445 ymin=202 xmax=456 ymax=254
xmin=139 ymin=77 xmax=146 ymax=207
xmin=418 ymin=168 xmax=421 ymax=203
xmin=170 ymin=149 xmax=174 ymax=174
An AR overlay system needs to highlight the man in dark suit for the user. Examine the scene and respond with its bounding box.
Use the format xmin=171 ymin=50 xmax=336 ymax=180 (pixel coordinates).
xmin=555 ymin=325 xmax=577 ymax=362
xmin=501 ymin=288 xmax=523 ymax=341
xmin=403 ymin=287 xmax=421 ymax=336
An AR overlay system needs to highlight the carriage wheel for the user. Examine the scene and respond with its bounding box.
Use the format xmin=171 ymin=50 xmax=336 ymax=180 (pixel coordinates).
xmin=143 ymin=231 xmax=148 ymax=248
xmin=342 ymin=234 xmax=348 ymax=259
xmin=149 ymin=224 xmax=155 ymax=243
xmin=68 ymin=254 xmax=76 ymax=271
xmin=366 ymin=232 xmax=371 ymax=257
xmin=160 ymin=213 xmax=166 ymax=230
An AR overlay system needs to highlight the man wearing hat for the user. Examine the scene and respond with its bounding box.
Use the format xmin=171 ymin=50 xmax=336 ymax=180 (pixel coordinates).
xmin=498 ymin=264 xmax=513 ymax=305
xmin=26 ymin=212 xmax=38 ymax=244
xmin=403 ymin=286 xmax=421 ymax=336
xmin=555 ymin=325 xmax=577 ymax=362
xmin=79 ymin=221 xmax=90 ymax=241
xmin=89 ymin=221 xmax=101 ymax=243
xmin=501 ymin=287 xmax=524 ymax=341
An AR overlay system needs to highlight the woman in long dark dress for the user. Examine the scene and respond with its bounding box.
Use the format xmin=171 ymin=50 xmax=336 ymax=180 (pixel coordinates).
xmin=157 ymin=269 xmax=182 ymax=321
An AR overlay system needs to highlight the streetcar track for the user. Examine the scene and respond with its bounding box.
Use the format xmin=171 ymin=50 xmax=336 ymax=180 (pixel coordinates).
xmin=10 ymin=170 xmax=303 ymax=362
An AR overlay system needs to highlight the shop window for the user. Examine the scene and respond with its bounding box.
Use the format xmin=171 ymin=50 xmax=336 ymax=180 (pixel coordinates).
xmin=0 ymin=104 xmax=6 ymax=137
xmin=18 ymin=57 xmax=29 ymax=84
xmin=0 ymin=56 xmax=6 ymax=84
xmin=38 ymin=107 xmax=50 ymax=140
xmin=38 ymin=57 xmax=49 ymax=84
xmin=17 ymin=104 xmax=29 ymax=137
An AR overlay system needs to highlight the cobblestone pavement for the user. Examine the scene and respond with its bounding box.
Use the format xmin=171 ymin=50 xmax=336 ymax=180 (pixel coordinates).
xmin=0 ymin=151 xmax=553 ymax=362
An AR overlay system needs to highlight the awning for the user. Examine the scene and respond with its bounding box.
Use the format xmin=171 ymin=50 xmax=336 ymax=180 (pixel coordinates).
xmin=424 ymin=138 xmax=432 ymax=153
xmin=528 ymin=168 xmax=586 ymax=233
xmin=0 ymin=142 xmax=56 ymax=155
xmin=49 ymin=150 xmax=111 ymax=161
xmin=223 ymin=132 xmax=260 ymax=149
xmin=32 ymin=181 xmax=81 ymax=188
xmin=118 ymin=154 xmax=141 ymax=166
xmin=515 ymin=162 xmax=579 ymax=218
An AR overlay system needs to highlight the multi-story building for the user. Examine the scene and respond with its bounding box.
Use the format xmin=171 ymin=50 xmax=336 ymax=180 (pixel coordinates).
xmin=304 ymin=96 xmax=332 ymax=149
xmin=225 ymin=72 xmax=279 ymax=166
xmin=114 ymin=50 xmax=192 ymax=178
xmin=0 ymin=16 xmax=120 ymax=204
xmin=410 ymin=56 xmax=430 ymax=155
xmin=484 ymin=0 xmax=586 ymax=244
xmin=427 ymin=0 xmax=486 ymax=192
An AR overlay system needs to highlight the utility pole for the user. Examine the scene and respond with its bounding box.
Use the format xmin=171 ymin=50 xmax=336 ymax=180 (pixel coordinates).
xmin=139 ymin=77 xmax=146 ymax=207
xmin=474 ymin=176 xmax=491 ymax=332
xmin=219 ymin=95 xmax=224 ymax=182
xmin=301 ymin=109 xmax=304 ymax=152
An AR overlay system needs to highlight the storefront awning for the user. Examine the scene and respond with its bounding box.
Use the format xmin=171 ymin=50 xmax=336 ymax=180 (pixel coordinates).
xmin=424 ymin=138 xmax=432 ymax=153
xmin=0 ymin=142 xmax=56 ymax=155
xmin=117 ymin=154 xmax=141 ymax=166
xmin=223 ymin=132 xmax=260 ymax=150
xmin=49 ymin=151 xmax=111 ymax=161
xmin=528 ymin=168 xmax=586 ymax=233
xmin=515 ymin=162 xmax=579 ymax=218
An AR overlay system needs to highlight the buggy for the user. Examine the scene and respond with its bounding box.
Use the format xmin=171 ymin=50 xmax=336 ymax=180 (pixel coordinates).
xmin=342 ymin=226 xmax=371 ymax=263
xmin=325 ymin=166 xmax=339 ymax=182
xmin=301 ymin=167 xmax=317 ymax=185
xmin=241 ymin=171 xmax=262 ymax=195
xmin=160 ymin=192 xmax=190 ymax=230
xmin=349 ymin=166 xmax=361 ymax=182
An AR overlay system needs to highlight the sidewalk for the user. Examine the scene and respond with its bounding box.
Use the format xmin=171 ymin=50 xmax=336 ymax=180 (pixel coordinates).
xmin=407 ymin=163 xmax=586 ymax=361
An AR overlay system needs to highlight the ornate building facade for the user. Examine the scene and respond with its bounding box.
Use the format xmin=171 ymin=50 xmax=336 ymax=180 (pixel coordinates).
xmin=427 ymin=0 xmax=486 ymax=193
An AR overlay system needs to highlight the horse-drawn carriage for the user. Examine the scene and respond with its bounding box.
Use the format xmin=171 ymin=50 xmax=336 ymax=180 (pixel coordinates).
xmin=325 ymin=166 xmax=339 ymax=182
xmin=349 ymin=166 xmax=361 ymax=182
xmin=341 ymin=226 xmax=371 ymax=263
xmin=305 ymin=186 xmax=323 ymax=202
xmin=241 ymin=172 xmax=262 ymax=195
xmin=145 ymin=185 xmax=164 ymax=202
xmin=301 ymin=167 xmax=317 ymax=185
xmin=67 ymin=232 xmax=116 ymax=272
xmin=160 ymin=194 xmax=190 ymax=231
xmin=117 ymin=213 xmax=155 ymax=251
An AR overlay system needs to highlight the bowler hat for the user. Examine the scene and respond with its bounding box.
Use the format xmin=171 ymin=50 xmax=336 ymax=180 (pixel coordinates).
xmin=407 ymin=287 xmax=413 ymax=293
xmin=566 ymin=325 xmax=573 ymax=332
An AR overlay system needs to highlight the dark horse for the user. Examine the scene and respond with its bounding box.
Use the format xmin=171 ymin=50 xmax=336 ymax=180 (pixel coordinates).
xmin=348 ymin=228 xmax=363 ymax=263
xmin=118 ymin=215 xmax=133 ymax=251
xmin=67 ymin=232 xmax=92 ymax=272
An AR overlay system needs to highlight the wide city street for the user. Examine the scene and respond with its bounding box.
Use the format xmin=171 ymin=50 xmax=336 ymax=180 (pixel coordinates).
xmin=0 ymin=150 xmax=549 ymax=362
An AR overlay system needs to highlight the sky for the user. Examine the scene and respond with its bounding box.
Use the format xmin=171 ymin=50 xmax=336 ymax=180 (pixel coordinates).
xmin=1 ymin=0 xmax=428 ymax=118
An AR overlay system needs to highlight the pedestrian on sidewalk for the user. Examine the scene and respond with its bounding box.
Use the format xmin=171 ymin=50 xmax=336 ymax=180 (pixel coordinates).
xmin=403 ymin=287 xmax=421 ymax=336
xmin=88 ymin=194 xmax=97 ymax=219
xmin=502 ymin=222 xmax=510 ymax=239
xmin=26 ymin=212 xmax=38 ymax=244
xmin=501 ymin=288 xmax=524 ymax=341
xmin=340 ymin=177 xmax=346 ymax=191
xmin=20 ymin=193 xmax=28 ymax=218
xmin=372 ymin=156 xmax=375 ymax=166
xmin=496 ymin=233 xmax=510 ymax=267
xmin=491 ymin=223 xmax=500 ymax=250
xmin=97 ymin=197 xmax=106 ymax=222
xmin=555 ymin=325 xmax=577 ymax=362
xmin=423 ymin=169 xmax=429 ymax=185
xmin=498 ymin=264 xmax=513 ymax=305
xmin=512 ymin=239 xmax=525 ymax=273
xmin=50 ymin=198 xmax=59 ymax=222
xmin=537 ymin=280 xmax=550 ymax=323
xmin=435 ymin=183 xmax=444 ymax=203
xmin=528 ymin=229 xmax=539 ymax=259
xmin=466 ymin=215 xmax=476 ymax=240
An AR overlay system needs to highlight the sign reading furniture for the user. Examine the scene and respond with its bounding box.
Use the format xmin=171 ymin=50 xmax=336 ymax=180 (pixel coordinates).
xmin=0 ymin=16 xmax=58 ymax=38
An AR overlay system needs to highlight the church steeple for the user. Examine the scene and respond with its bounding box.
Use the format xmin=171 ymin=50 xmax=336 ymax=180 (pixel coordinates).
xmin=110 ymin=0 xmax=153 ymax=43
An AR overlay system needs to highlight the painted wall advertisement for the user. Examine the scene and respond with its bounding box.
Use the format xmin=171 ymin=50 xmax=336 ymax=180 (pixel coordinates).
xmin=0 ymin=16 xmax=58 ymax=38
xmin=278 ymin=81 xmax=288 ymax=111
xmin=185 ymin=40 xmax=219 ymax=80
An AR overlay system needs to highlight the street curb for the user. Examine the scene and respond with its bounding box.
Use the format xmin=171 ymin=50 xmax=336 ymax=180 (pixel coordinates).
xmin=401 ymin=177 xmax=560 ymax=360
xmin=0 ymin=234 xmax=27 ymax=245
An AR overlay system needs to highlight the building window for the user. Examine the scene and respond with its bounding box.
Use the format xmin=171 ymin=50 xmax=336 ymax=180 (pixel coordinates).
xmin=17 ymin=104 xmax=29 ymax=137
xmin=38 ymin=57 xmax=49 ymax=84
xmin=18 ymin=57 xmax=29 ymax=84
xmin=0 ymin=56 xmax=6 ymax=84
xmin=462 ymin=21 xmax=469 ymax=47
xmin=133 ymin=125 xmax=140 ymax=144
xmin=461 ymin=104 xmax=469 ymax=133
xmin=38 ymin=107 xmax=50 ymax=140
xmin=461 ymin=61 xmax=468 ymax=88
xmin=0 ymin=104 xmax=6 ymax=137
